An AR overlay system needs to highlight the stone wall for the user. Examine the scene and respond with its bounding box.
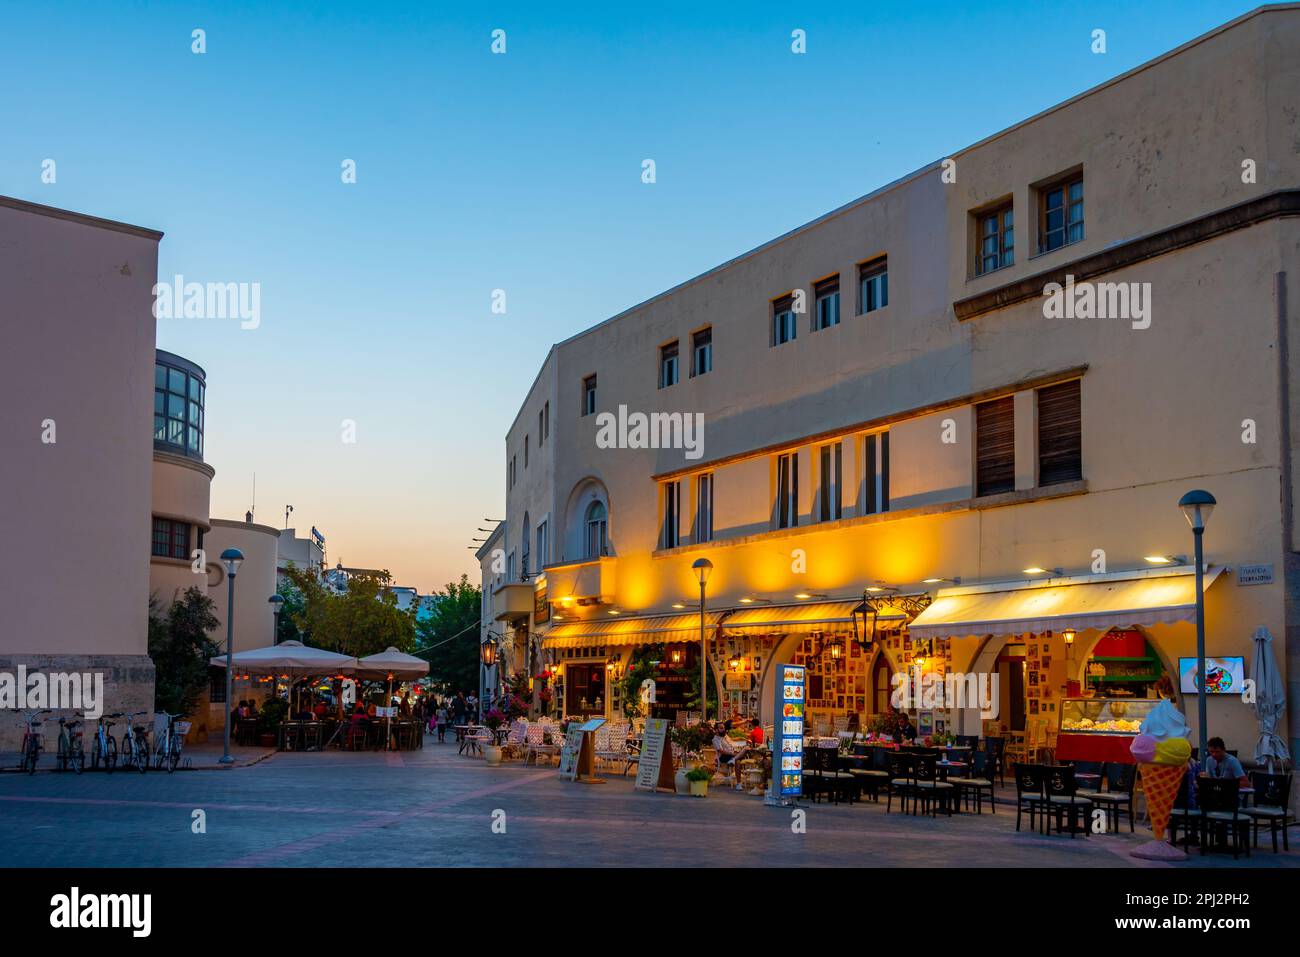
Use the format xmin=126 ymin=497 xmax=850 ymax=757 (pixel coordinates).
xmin=0 ymin=654 xmax=155 ymax=753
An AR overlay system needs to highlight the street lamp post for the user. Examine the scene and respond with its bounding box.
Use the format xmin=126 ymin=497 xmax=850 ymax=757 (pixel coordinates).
xmin=692 ymin=558 xmax=713 ymax=723
xmin=1178 ymin=489 xmax=1216 ymax=762
xmin=219 ymin=548 xmax=245 ymax=765
xmin=268 ymin=593 xmax=284 ymax=645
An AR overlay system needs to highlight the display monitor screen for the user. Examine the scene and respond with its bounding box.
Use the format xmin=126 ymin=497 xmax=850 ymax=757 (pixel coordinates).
xmin=1178 ymin=657 xmax=1244 ymax=694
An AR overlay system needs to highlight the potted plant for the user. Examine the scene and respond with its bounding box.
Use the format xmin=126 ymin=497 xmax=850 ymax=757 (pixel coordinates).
xmin=670 ymin=721 xmax=712 ymax=793
xmin=686 ymin=765 xmax=711 ymax=797
xmin=482 ymin=708 xmax=506 ymax=765
xmin=256 ymin=696 xmax=288 ymax=748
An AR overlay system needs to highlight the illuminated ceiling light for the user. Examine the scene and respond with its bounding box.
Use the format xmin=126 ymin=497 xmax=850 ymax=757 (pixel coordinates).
xmin=1143 ymin=555 xmax=1184 ymax=565
xmin=922 ymin=577 xmax=960 ymax=585
xmin=794 ymin=592 xmax=827 ymax=600
xmin=607 ymin=609 xmax=620 ymax=615
xmin=1022 ymin=566 xmax=1061 ymax=576
xmin=738 ymin=596 xmax=771 ymax=605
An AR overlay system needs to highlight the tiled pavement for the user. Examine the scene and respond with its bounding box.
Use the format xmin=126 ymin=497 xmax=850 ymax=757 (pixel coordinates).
xmin=1 ymin=738 xmax=1296 ymax=868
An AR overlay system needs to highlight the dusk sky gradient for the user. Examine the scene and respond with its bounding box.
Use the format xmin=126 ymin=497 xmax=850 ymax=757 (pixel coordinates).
xmin=1 ymin=0 xmax=1257 ymax=593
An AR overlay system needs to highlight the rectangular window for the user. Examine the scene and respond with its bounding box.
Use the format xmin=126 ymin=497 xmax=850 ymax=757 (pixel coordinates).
xmin=975 ymin=396 xmax=1016 ymax=497
xmin=977 ymin=205 xmax=1014 ymax=275
xmin=151 ymin=517 xmax=190 ymax=560
xmin=538 ymin=410 xmax=544 ymax=445
xmin=544 ymin=401 xmax=550 ymax=439
xmin=209 ymin=667 xmax=227 ymax=704
xmin=536 ymin=520 xmax=549 ymax=569
xmin=818 ymin=443 xmax=842 ymax=522
xmin=863 ymin=431 xmax=890 ymax=515
xmin=662 ymin=481 xmax=681 ymax=549
xmin=776 ymin=452 xmax=799 ymax=529
xmin=1039 ymin=175 xmax=1084 ymax=253
xmin=695 ymin=473 xmax=714 ymax=543
xmin=1037 ymin=379 xmax=1082 ymax=486
xmin=659 ymin=340 xmax=680 ymax=389
xmin=582 ymin=374 xmax=597 ymax=416
xmin=524 ymin=435 xmax=529 ymax=468
xmin=859 ymin=257 xmax=889 ymax=314
xmin=772 ymin=294 xmax=797 ymax=346
xmin=691 ymin=327 xmax=712 ymax=377
xmin=814 ymin=276 xmax=840 ymax=330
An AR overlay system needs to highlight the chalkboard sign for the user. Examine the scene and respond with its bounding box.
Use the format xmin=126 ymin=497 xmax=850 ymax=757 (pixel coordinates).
xmin=635 ymin=718 xmax=674 ymax=792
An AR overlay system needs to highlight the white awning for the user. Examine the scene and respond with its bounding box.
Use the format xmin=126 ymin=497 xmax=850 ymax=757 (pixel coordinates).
xmin=719 ymin=600 xmax=904 ymax=632
xmin=906 ymin=568 xmax=1224 ymax=641
xmin=543 ymin=612 xmax=721 ymax=650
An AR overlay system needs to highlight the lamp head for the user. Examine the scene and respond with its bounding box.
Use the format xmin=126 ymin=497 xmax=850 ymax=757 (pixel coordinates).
xmin=1178 ymin=489 xmax=1216 ymax=532
xmin=220 ymin=548 xmax=245 ymax=577
xmin=692 ymin=557 xmax=714 ymax=586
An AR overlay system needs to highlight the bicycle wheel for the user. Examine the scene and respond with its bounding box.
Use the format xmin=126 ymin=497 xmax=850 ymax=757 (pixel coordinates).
xmin=91 ymin=737 xmax=102 ymax=771
xmin=168 ymin=742 xmax=181 ymax=773
xmin=24 ymin=740 xmax=38 ymax=775
xmin=56 ymin=738 xmax=68 ymax=773
xmin=72 ymin=747 xmax=84 ymax=775
xmin=136 ymin=739 xmax=150 ymax=773
xmin=105 ymin=736 xmax=117 ymax=773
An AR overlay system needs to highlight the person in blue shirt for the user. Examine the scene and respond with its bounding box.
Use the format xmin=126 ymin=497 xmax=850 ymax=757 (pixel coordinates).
xmin=1203 ymin=736 xmax=1249 ymax=787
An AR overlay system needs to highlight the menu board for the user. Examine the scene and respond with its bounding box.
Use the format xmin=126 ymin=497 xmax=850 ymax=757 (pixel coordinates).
xmin=776 ymin=664 xmax=805 ymax=797
xmin=635 ymin=718 xmax=674 ymax=792
xmin=559 ymin=717 xmax=606 ymax=781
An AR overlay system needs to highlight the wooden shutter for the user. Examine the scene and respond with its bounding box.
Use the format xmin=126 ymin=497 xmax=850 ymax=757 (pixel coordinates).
xmin=976 ymin=397 xmax=1016 ymax=496
xmin=1038 ymin=379 xmax=1082 ymax=485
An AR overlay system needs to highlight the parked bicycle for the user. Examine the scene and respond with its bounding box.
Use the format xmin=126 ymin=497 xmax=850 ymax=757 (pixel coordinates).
xmin=90 ymin=713 xmax=118 ymax=773
xmin=55 ymin=715 xmax=85 ymax=774
xmin=17 ymin=709 xmax=51 ymax=774
xmin=152 ymin=712 xmax=190 ymax=773
xmin=118 ymin=711 xmax=151 ymax=774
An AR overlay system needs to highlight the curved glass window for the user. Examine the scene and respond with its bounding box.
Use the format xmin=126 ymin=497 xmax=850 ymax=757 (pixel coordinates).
xmin=584 ymin=501 xmax=608 ymax=559
xmin=154 ymin=354 xmax=205 ymax=459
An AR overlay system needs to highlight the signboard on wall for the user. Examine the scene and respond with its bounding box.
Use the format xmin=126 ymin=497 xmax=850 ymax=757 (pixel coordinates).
xmin=773 ymin=664 xmax=805 ymax=800
xmin=534 ymin=585 xmax=549 ymax=623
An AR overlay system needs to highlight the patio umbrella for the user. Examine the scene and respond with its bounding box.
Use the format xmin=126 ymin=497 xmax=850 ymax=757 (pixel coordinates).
xmin=355 ymin=648 xmax=430 ymax=748
xmin=210 ymin=640 xmax=359 ymax=724
xmin=1249 ymin=626 xmax=1289 ymax=772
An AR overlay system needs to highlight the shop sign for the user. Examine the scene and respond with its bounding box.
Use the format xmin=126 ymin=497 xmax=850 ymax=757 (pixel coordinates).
xmin=774 ymin=664 xmax=805 ymax=799
xmin=534 ymin=585 xmax=549 ymax=623
xmin=635 ymin=718 xmax=673 ymax=792
xmin=1236 ymin=564 xmax=1274 ymax=586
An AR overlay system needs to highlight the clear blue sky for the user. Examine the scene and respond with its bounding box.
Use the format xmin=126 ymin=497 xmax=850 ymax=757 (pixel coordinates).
xmin=1 ymin=0 xmax=1259 ymax=591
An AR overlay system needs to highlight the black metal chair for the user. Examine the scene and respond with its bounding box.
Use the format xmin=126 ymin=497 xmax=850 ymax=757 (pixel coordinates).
xmin=1168 ymin=772 xmax=1196 ymax=849
xmin=951 ymin=749 xmax=997 ymax=813
xmin=1044 ymin=764 xmax=1092 ymax=838
xmin=848 ymin=746 xmax=890 ymax=803
xmin=912 ymin=754 xmax=955 ymax=817
xmin=1243 ymin=771 xmax=1292 ymax=853
xmin=955 ymin=734 xmax=980 ymax=751
xmin=1197 ymin=776 xmax=1249 ymax=859
xmin=885 ymin=751 xmax=916 ymax=814
xmin=1012 ymin=763 xmax=1048 ymax=833
xmin=1088 ymin=762 xmax=1136 ymax=833
xmin=985 ymin=736 xmax=1007 ymax=784
xmin=1072 ymin=760 xmax=1106 ymax=798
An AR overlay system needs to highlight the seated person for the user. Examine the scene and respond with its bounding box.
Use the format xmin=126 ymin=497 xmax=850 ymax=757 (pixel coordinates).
xmin=747 ymin=718 xmax=765 ymax=747
xmin=1203 ymin=736 xmax=1249 ymax=787
xmin=712 ymin=724 xmax=739 ymax=782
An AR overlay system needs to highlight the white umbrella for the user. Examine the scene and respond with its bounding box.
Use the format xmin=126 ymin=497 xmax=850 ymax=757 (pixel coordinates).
xmin=356 ymin=648 xmax=430 ymax=748
xmin=211 ymin=640 xmax=359 ymax=724
xmin=1249 ymin=626 xmax=1289 ymax=772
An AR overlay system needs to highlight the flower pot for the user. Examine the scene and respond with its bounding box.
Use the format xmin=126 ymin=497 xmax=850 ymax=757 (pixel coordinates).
xmin=674 ymin=768 xmax=691 ymax=795
xmin=484 ymin=745 xmax=503 ymax=766
xmin=689 ymin=779 xmax=708 ymax=798
xmin=258 ymin=733 xmax=276 ymax=748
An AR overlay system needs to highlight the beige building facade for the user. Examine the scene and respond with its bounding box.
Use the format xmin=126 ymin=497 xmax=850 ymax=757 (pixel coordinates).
xmin=0 ymin=198 xmax=163 ymax=749
xmin=491 ymin=6 xmax=1300 ymax=764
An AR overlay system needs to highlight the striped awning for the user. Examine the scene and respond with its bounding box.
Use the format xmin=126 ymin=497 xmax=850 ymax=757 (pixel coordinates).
xmin=543 ymin=612 xmax=722 ymax=650
xmin=906 ymin=567 xmax=1224 ymax=641
xmin=720 ymin=600 xmax=903 ymax=632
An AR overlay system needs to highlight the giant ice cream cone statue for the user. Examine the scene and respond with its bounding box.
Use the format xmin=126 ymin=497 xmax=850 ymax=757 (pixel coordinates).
xmin=1130 ymin=700 xmax=1192 ymax=860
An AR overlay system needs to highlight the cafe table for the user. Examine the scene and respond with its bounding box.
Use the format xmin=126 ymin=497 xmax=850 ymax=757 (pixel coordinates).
xmin=457 ymin=724 xmax=485 ymax=756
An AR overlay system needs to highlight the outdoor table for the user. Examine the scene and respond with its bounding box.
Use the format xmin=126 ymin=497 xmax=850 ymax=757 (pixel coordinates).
xmin=936 ymin=760 xmax=966 ymax=781
xmin=457 ymin=725 xmax=484 ymax=756
xmin=278 ymin=721 xmax=301 ymax=751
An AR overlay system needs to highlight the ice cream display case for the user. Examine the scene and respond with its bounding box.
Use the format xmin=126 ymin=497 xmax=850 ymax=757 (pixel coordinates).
xmin=1055 ymin=697 xmax=1160 ymax=763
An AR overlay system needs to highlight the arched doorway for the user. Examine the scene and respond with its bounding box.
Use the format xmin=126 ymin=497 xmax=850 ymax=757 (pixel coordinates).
xmin=872 ymin=650 xmax=894 ymax=714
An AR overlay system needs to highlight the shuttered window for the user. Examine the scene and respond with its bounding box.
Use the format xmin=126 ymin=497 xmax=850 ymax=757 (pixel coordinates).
xmin=975 ymin=397 xmax=1016 ymax=497
xmin=1037 ymin=379 xmax=1082 ymax=486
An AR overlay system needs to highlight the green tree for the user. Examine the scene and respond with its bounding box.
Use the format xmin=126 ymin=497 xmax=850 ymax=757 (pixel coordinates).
xmin=274 ymin=572 xmax=307 ymax=644
xmin=416 ymin=574 xmax=481 ymax=694
xmin=280 ymin=564 xmax=417 ymax=657
xmin=149 ymin=587 xmax=221 ymax=715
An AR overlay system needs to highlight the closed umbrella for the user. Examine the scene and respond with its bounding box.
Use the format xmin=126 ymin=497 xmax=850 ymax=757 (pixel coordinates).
xmin=1249 ymin=626 xmax=1289 ymax=772
xmin=356 ymin=648 xmax=430 ymax=748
